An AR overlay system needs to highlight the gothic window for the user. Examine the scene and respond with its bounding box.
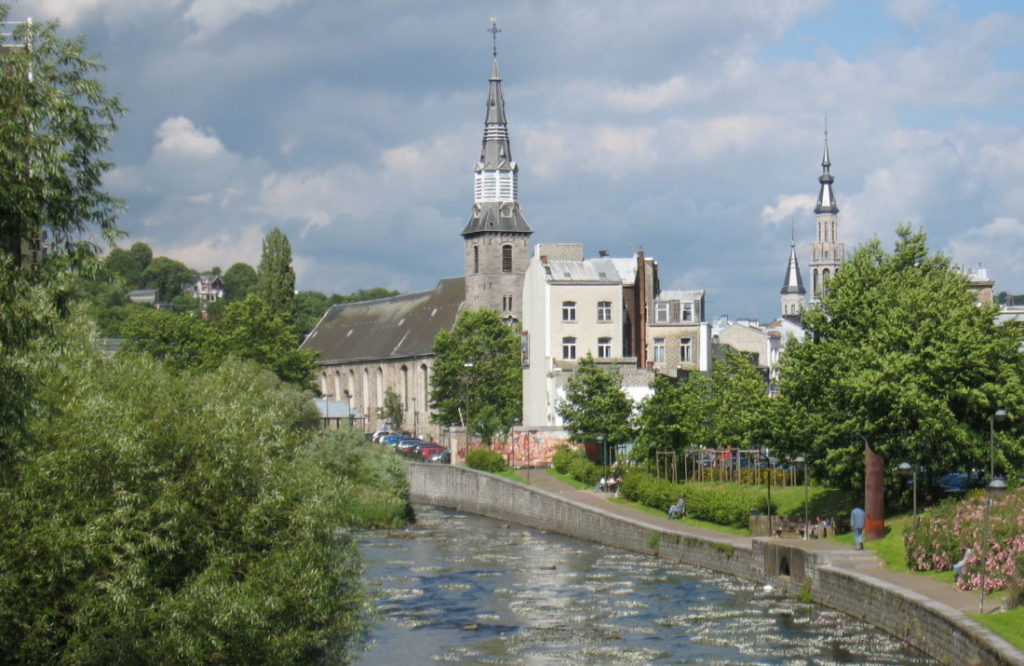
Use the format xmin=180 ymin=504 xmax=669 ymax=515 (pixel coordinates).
xmin=562 ymin=337 xmax=577 ymax=360
xmin=680 ymin=338 xmax=692 ymax=363
xmin=597 ymin=301 xmax=612 ymax=322
xmin=598 ymin=337 xmax=612 ymax=359
xmin=473 ymin=245 xmax=480 ymax=273
xmin=502 ymin=244 xmax=512 ymax=272
xmin=653 ymin=338 xmax=666 ymax=363
xmin=562 ymin=301 xmax=577 ymax=322
xmin=655 ymin=302 xmax=669 ymax=323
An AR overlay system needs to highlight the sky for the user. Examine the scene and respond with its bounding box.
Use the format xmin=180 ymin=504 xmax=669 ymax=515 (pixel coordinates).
xmin=14 ymin=0 xmax=1024 ymax=321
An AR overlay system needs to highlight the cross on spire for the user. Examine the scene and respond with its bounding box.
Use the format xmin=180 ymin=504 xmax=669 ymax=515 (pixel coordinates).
xmin=488 ymin=18 xmax=501 ymax=58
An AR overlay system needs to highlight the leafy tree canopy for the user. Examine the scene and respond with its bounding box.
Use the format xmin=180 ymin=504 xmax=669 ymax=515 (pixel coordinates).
xmin=222 ymin=261 xmax=258 ymax=302
xmin=378 ymin=386 xmax=404 ymax=431
xmin=557 ymin=355 xmax=634 ymax=445
xmin=257 ymin=227 xmax=296 ymax=322
xmin=430 ymin=309 xmax=521 ymax=445
xmin=776 ymin=226 xmax=1024 ymax=490
xmin=140 ymin=256 xmax=196 ymax=303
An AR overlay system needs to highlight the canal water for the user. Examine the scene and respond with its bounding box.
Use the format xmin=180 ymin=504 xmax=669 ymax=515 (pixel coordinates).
xmin=354 ymin=505 xmax=933 ymax=664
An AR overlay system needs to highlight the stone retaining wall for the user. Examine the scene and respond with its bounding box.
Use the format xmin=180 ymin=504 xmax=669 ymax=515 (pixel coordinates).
xmin=407 ymin=463 xmax=1024 ymax=666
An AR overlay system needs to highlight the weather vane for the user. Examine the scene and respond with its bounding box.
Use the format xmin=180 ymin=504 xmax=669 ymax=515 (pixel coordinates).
xmin=488 ymin=18 xmax=501 ymax=58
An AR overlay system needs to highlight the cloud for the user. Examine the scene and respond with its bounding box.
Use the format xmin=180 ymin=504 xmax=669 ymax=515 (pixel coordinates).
xmin=153 ymin=116 xmax=226 ymax=158
xmin=183 ymin=0 xmax=300 ymax=41
xmin=762 ymin=194 xmax=816 ymax=226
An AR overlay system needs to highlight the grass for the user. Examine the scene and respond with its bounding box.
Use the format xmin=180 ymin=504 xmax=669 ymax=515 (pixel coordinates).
xmin=607 ymin=496 xmax=751 ymax=536
xmin=496 ymin=469 xmax=528 ymax=484
xmin=971 ymin=607 xmax=1024 ymax=651
xmin=546 ymin=467 xmax=591 ymax=489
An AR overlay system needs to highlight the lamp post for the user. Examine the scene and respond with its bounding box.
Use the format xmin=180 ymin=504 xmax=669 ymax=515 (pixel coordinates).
xmin=898 ymin=461 xmax=918 ymax=527
xmin=411 ymin=396 xmax=417 ymax=438
xmin=597 ymin=435 xmax=607 ymax=485
xmin=461 ymin=362 xmax=475 ymax=461
xmin=979 ymin=477 xmax=1007 ymax=614
xmin=795 ymin=456 xmax=808 ymax=539
xmin=762 ymin=447 xmax=772 ymax=536
xmin=989 ymin=408 xmax=1006 ymax=480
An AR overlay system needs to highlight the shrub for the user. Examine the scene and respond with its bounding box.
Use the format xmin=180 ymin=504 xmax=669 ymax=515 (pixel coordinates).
xmin=551 ymin=445 xmax=603 ymax=486
xmin=620 ymin=472 xmax=775 ymax=529
xmin=466 ymin=447 xmax=507 ymax=473
xmin=905 ymin=488 xmax=1024 ymax=593
xmin=551 ymin=445 xmax=578 ymax=474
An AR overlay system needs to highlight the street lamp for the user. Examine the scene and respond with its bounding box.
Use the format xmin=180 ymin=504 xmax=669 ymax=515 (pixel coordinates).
xmin=989 ymin=408 xmax=1007 ymax=480
xmin=597 ymin=435 xmax=607 ymax=485
xmin=762 ymin=447 xmax=773 ymax=536
xmin=898 ymin=461 xmax=918 ymax=527
xmin=795 ymin=456 xmax=808 ymax=539
xmin=979 ymin=477 xmax=1007 ymax=614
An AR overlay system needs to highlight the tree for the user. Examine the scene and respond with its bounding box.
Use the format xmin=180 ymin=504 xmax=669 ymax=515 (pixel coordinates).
xmin=0 ymin=8 xmax=125 ymax=263
xmin=140 ymin=256 xmax=196 ymax=302
xmin=222 ymin=261 xmax=257 ymax=302
xmin=430 ymin=309 xmax=521 ymax=446
xmin=378 ymin=386 xmax=403 ymax=431
xmin=635 ymin=373 xmax=712 ymax=460
xmin=128 ymin=241 xmax=152 ymax=274
xmin=557 ymin=355 xmax=634 ymax=445
xmin=257 ymin=228 xmax=296 ymax=322
xmin=103 ymin=247 xmax=142 ymax=286
xmin=295 ymin=290 xmax=330 ymax=336
xmin=706 ymin=348 xmax=769 ymax=450
xmin=777 ymin=226 xmax=1024 ymax=491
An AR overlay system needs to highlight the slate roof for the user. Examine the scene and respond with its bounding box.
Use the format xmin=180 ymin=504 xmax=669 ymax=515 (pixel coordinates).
xmin=462 ymin=202 xmax=532 ymax=235
xmin=300 ymin=277 xmax=465 ymax=365
xmin=543 ymin=257 xmax=624 ymax=283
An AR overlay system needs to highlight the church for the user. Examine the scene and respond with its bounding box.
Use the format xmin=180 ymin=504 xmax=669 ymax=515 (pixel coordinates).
xmin=300 ymin=35 xmax=532 ymax=444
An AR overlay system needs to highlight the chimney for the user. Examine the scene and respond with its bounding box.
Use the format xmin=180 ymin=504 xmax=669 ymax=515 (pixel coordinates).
xmin=598 ymin=249 xmax=609 ymax=257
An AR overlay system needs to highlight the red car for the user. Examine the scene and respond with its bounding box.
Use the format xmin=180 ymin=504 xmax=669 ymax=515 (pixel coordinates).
xmin=416 ymin=444 xmax=445 ymax=460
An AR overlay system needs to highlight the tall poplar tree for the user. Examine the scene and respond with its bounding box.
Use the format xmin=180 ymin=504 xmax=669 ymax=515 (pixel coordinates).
xmin=257 ymin=227 xmax=296 ymax=323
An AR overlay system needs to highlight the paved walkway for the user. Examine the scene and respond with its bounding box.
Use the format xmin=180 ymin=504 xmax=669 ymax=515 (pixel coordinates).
xmin=527 ymin=471 xmax=984 ymax=614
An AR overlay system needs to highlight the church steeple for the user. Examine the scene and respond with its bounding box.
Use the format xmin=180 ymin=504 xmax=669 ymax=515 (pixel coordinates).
xmin=809 ymin=123 xmax=844 ymax=303
xmin=780 ymin=241 xmax=806 ymax=317
xmin=462 ymin=20 xmax=532 ymax=323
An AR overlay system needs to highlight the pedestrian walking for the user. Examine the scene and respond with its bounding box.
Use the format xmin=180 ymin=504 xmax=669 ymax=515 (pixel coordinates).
xmin=850 ymin=507 xmax=865 ymax=550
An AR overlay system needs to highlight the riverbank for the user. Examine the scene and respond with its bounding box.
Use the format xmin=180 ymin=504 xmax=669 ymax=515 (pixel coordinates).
xmin=407 ymin=462 xmax=1024 ymax=666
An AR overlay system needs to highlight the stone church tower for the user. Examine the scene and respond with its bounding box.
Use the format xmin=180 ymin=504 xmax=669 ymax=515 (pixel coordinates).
xmin=462 ymin=29 xmax=532 ymax=323
xmin=809 ymin=130 xmax=844 ymax=302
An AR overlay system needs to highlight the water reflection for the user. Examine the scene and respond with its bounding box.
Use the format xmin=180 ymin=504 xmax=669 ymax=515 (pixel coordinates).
xmin=355 ymin=505 xmax=932 ymax=664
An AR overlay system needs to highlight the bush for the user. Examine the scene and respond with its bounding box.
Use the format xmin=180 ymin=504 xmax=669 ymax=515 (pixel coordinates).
xmin=620 ymin=472 xmax=775 ymax=529
xmin=551 ymin=445 xmax=604 ymax=486
xmin=905 ymin=488 xmax=1024 ymax=593
xmin=551 ymin=445 xmax=577 ymax=474
xmin=466 ymin=447 xmax=507 ymax=473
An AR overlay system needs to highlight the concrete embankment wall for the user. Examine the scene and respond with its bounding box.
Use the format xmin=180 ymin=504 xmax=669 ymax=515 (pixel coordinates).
xmin=407 ymin=463 xmax=1024 ymax=666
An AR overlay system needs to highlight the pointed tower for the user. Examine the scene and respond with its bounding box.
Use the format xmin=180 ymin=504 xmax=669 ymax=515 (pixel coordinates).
xmin=462 ymin=21 xmax=532 ymax=323
xmin=809 ymin=127 xmax=844 ymax=302
xmin=780 ymin=242 xmax=806 ymax=318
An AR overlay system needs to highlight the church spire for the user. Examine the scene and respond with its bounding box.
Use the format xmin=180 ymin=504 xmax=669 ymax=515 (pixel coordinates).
xmin=809 ymin=122 xmax=844 ymax=302
xmin=462 ymin=19 xmax=530 ymax=236
xmin=780 ymin=242 xmax=806 ymax=317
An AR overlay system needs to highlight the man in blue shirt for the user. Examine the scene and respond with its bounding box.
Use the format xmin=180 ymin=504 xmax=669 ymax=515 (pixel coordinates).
xmin=850 ymin=507 xmax=866 ymax=550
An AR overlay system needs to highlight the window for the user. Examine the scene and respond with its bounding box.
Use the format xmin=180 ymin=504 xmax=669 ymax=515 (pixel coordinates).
xmin=680 ymin=338 xmax=692 ymax=363
xmin=655 ymin=302 xmax=669 ymax=323
xmin=597 ymin=301 xmax=612 ymax=322
xmin=502 ymin=295 xmax=513 ymax=312
xmin=562 ymin=301 xmax=577 ymax=322
xmin=502 ymin=244 xmax=512 ymax=272
xmin=562 ymin=337 xmax=577 ymax=360
xmin=653 ymin=338 xmax=665 ymax=363
xmin=598 ymin=337 xmax=612 ymax=359
xmin=681 ymin=302 xmax=693 ymax=321
xmin=473 ymin=245 xmax=480 ymax=273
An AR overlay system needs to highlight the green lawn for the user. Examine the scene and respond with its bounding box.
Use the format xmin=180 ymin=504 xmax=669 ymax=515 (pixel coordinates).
xmin=971 ymin=608 xmax=1024 ymax=651
xmin=496 ymin=469 xmax=528 ymax=484
xmin=545 ymin=468 xmax=591 ymax=489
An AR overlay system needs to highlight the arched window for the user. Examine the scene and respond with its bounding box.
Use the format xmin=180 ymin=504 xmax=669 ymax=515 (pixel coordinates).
xmin=502 ymin=244 xmax=512 ymax=272
xmin=320 ymin=373 xmax=329 ymax=395
xmin=420 ymin=364 xmax=429 ymax=410
xmin=333 ymin=371 xmax=342 ymax=400
xmin=401 ymin=366 xmax=409 ymax=411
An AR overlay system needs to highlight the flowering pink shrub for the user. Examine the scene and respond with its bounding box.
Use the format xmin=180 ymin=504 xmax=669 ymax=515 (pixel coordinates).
xmin=904 ymin=488 xmax=1024 ymax=592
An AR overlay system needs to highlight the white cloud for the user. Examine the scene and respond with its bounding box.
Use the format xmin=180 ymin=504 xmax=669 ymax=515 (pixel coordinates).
xmin=762 ymin=195 xmax=815 ymax=226
xmin=183 ymin=0 xmax=299 ymax=41
xmin=153 ymin=116 xmax=226 ymax=159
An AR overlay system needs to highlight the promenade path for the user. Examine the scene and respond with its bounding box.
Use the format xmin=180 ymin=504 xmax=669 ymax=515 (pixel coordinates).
xmin=527 ymin=470 xmax=985 ymax=615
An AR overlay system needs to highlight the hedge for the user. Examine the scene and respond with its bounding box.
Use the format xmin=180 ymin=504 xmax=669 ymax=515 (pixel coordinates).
xmin=620 ymin=472 xmax=775 ymax=529
xmin=466 ymin=447 xmax=507 ymax=473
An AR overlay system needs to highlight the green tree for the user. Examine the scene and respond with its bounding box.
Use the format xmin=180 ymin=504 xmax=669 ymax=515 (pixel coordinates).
xmin=295 ymin=290 xmax=330 ymax=335
xmin=140 ymin=256 xmax=196 ymax=302
xmin=121 ymin=307 xmax=212 ymax=370
xmin=0 ymin=321 xmax=407 ymax=662
xmin=707 ymin=348 xmax=769 ymax=450
xmin=777 ymin=226 xmax=1024 ymax=491
xmin=557 ymin=355 xmax=634 ymax=445
xmin=103 ymin=247 xmax=142 ymax=286
xmin=378 ymin=386 xmax=404 ymax=431
xmin=635 ymin=373 xmax=713 ymax=460
xmin=257 ymin=228 xmax=296 ymax=322
xmin=430 ymin=309 xmax=521 ymax=446
xmin=222 ymin=261 xmax=257 ymax=302
xmin=128 ymin=241 xmax=153 ymax=274
xmin=0 ymin=8 xmax=125 ymax=263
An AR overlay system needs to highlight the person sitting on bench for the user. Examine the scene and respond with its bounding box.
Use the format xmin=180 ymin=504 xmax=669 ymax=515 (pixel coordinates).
xmin=668 ymin=497 xmax=686 ymax=519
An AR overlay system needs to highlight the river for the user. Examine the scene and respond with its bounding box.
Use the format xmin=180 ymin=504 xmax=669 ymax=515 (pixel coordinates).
xmin=354 ymin=504 xmax=932 ymax=664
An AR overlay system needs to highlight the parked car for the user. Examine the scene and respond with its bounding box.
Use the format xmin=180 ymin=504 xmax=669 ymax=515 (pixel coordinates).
xmin=416 ymin=445 xmax=445 ymax=460
xmin=429 ymin=449 xmax=451 ymax=464
xmin=382 ymin=434 xmax=406 ymax=447
xmin=395 ymin=438 xmax=424 ymax=453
